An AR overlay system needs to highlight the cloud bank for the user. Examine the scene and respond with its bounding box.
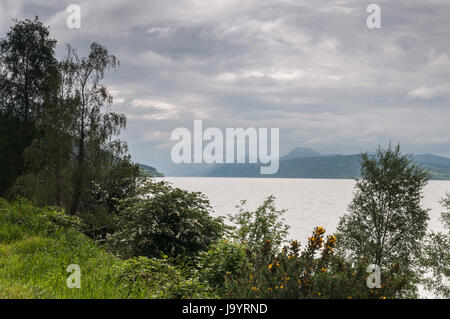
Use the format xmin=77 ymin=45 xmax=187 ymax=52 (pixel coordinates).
xmin=2 ymin=0 xmax=450 ymax=169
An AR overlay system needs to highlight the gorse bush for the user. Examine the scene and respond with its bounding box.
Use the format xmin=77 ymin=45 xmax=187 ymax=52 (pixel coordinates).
xmin=224 ymin=227 xmax=410 ymax=299
xmin=224 ymin=227 xmax=337 ymax=298
xmin=106 ymin=180 xmax=226 ymax=259
xmin=219 ymin=193 xmax=414 ymax=299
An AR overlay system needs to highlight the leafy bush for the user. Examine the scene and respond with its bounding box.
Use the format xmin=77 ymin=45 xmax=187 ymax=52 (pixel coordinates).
xmin=225 ymin=226 xmax=409 ymax=299
xmin=106 ymin=180 xmax=225 ymax=259
xmin=198 ymin=239 xmax=249 ymax=293
xmin=421 ymin=194 xmax=450 ymax=298
xmin=225 ymin=227 xmax=333 ymax=298
xmin=118 ymin=256 xmax=215 ymax=298
xmin=229 ymin=195 xmax=289 ymax=252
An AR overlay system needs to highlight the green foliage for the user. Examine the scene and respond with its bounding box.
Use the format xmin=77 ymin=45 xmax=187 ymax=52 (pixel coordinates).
xmin=87 ymin=157 xmax=140 ymax=213
xmin=0 ymin=198 xmax=216 ymax=298
xmin=0 ymin=198 xmax=81 ymax=241
xmin=225 ymin=227 xmax=409 ymax=299
xmin=198 ymin=239 xmax=249 ymax=293
xmin=0 ymin=17 xmax=57 ymax=195
xmin=229 ymin=195 xmax=289 ymax=252
xmin=67 ymin=42 xmax=127 ymax=215
xmin=79 ymin=157 xmax=141 ymax=240
xmin=118 ymin=256 xmax=215 ymax=298
xmin=138 ymin=163 xmax=164 ymax=177
xmin=225 ymin=227 xmax=333 ymax=298
xmin=336 ymin=144 xmax=429 ymax=296
xmin=421 ymin=194 xmax=450 ymax=298
xmin=106 ymin=180 xmax=225 ymax=259
xmin=1 ymin=18 xmax=142 ymax=238
xmin=0 ymin=198 xmax=124 ymax=298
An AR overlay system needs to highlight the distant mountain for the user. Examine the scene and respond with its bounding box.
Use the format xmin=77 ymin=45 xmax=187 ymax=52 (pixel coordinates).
xmin=412 ymin=154 xmax=450 ymax=180
xmin=281 ymin=147 xmax=322 ymax=160
xmin=138 ymin=163 xmax=164 ymax=177
xmin=187 ymin=151 xmax=450 ymax=180
xmin=199 ymin=154 xmax=361 ymax=179
xmin=132 ymin=141 xmax=450 ymax=180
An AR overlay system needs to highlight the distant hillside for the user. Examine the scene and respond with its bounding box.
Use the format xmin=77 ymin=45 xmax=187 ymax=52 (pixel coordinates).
xmin=413 ymin=154 xmax=450 ymax=180
xmin=281 ymin=147 xmax=322 ymax=160
xmin=191 ymin=151 xmax=450 ymax=180
xmin=138 ymin=163 xmax=164 ymax=177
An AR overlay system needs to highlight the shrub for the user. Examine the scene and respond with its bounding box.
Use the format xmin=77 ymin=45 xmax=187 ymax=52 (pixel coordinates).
xmin=198 ymin=239 xmax=249 ymax=294
xmin=106 ymin=180 xmax=225 ymax=259
xmin=225 ymin=227 xmax=408 ymax=299
xmin=0 ymin=197 xmax=82 ymax=240
xmin=118 ymin=256 xmax=215 ymax=298
xmin=229 ymin=195 xmax=288 ymax=253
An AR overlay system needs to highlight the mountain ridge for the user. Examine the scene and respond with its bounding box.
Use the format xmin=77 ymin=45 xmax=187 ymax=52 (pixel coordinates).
xmin=136 ymin=146 xmax=450 ymax=180
xmin=173 ymin=148 xmax=450 ymax=180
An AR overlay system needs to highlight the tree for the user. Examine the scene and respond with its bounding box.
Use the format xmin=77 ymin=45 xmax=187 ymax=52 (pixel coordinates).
xmin=0 ymin=17 xmax=57 ymax=194
xmin=422 ymin=194 xmax=450 ymax=298
xmin=67 ymin=43 xmax=126 ymax=215
xmin=336 ymin=144 xmax=429 ymax=296
xmin=15 ymin=47 xmax=78 ymax=207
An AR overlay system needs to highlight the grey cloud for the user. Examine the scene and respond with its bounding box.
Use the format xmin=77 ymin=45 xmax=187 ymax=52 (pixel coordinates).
xmin=2 ymin=0 xmax=450 ymax=170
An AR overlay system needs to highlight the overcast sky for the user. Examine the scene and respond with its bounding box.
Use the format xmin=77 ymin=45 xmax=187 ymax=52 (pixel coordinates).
xmin=1 ymin=0 xmax=450 ymax=165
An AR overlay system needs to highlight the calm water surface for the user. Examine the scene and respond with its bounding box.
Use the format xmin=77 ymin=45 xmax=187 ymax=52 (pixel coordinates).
xmin=158 ymin=177 xmax=450 ymax=244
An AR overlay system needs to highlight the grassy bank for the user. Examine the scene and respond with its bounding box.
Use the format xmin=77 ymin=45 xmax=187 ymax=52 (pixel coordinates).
xmin=0 ymin=198 xmax=129 ymax=298
xmin=0 ymin=198 xmax=216 ymax=299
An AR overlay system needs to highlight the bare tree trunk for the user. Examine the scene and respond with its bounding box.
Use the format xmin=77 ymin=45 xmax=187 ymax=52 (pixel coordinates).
xmin=56 ymin=161 xmax=63 ymax=207
xmin=70 ymin=124 xmax=85 ymax=215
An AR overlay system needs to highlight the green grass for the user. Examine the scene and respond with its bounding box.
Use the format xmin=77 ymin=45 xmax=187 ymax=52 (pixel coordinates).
xmin=0 ymin=198 xmax=215 ymax=299
xmin=0 ymin=198 xmax=138 ymax=298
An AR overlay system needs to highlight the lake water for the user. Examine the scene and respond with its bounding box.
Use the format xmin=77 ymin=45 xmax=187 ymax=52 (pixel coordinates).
xmin=157 ymin=177 xmax=450 ymax=244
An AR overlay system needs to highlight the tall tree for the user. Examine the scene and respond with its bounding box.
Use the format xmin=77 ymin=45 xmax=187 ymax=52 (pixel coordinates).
xmin=0 ymin=17 xmax=57 ymax=194
xmin=18 ymin=47 xmax=78 ymax=207
xmin=68 ymin=43 xmax=126 ymax=215
xmin=422 ymin=194 xmax=450 ymax=298
xmin=336 ymin=144 xmax=429 ymax=296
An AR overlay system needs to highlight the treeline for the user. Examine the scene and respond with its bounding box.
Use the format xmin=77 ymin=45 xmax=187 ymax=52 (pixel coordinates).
xmin=0 ymin=17 xmax=140 ymax=235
